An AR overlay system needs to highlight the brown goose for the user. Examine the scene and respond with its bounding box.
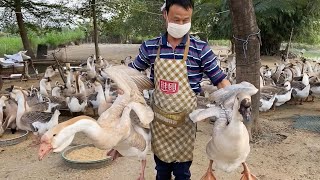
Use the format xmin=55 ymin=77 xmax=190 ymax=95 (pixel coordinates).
xmin=0 ymin=95 xmax=18 ymax=136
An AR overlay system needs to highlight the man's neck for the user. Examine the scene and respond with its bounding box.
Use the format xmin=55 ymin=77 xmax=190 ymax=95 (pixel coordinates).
xmin=167 ymin=34 xmax=183 ymax=50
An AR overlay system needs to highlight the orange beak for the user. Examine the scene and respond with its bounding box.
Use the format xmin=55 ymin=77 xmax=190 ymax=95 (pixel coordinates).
xmin=38 ymin=142 xmax=53 ymax=161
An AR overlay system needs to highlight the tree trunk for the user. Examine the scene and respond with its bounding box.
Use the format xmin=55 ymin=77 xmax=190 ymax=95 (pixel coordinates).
xmin=91 ymin=0 xmax=100 ymax=58
xmin=14 ymin=0 xmax=35 ymax=59
xmin=229 ymin=0 xmax=261 ymax=139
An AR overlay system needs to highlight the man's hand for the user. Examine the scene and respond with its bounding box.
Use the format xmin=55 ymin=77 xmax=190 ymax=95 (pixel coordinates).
xmin=217 ymin=79 xmax=231 ymax=89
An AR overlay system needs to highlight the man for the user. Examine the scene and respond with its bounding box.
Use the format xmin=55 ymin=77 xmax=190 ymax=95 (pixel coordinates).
xmin=129 ymin=0 xmax=230 ymax=179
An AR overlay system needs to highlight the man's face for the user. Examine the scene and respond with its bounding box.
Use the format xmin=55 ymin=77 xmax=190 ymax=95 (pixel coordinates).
xmin=164 ymin=4 xmax=193 ymax=26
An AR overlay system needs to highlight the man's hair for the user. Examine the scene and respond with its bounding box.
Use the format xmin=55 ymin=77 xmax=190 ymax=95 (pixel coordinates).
xmin=165 ymin=0 xmax=194 ymax=12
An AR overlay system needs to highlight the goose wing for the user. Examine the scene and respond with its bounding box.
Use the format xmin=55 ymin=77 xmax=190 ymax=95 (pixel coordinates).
xmin=21 ymin=111 xmax=53 ymax=131
xmin=104 ymin=65 xmax=154 ymax=92
xmin=209 ymin=81 xmax=258 ymax=105
xmin=30 ymin=102 xmax=49 ymax=112
xmin=261 ymin=86 xmax=280 ymax=95
xmin=45 ymin=96 xmax=67 ymax=109
xmin=104 ymin=65 xmax=154 ymax=103
xmin=310 ymin=82 xmax=320 ymax=88
xmin=261 ymin=92 xmax=275 ymax=101
xmin=189 ymin=105 xmax=222 ymax=123
xmin=127 ymin=102 xmax=154 ymax=128
xmin=67 ymin=93 xmax=87 ymax=104
xmin=87 ymin=92 xmax=98 ymax=101
xmin=291 ymin=81 xmax=306 ymax=91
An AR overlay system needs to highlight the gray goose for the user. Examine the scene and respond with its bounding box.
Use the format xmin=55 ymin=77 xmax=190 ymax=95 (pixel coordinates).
xmin=11 ymin=89 xmax=60 ymax=143
xmin=291 ymin=73 xmax=310 ymax=105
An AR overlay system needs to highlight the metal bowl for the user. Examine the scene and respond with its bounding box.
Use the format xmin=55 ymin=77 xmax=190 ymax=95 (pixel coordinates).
xmin=61 ymin=144 xmax=112 ymax=170
xmin=0 ymin=129 xmax=29 ymax=147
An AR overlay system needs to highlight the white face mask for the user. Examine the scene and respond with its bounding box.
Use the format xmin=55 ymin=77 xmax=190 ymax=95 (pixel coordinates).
xmin=167 ymin=22 xmax=191 ymax=38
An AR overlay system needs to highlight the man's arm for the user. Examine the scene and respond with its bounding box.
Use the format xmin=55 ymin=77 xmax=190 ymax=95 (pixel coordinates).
xmin=128 ymin=41 xmax=150 ymax=71
xmin=200 ymin=44 xmax=230 ymax=89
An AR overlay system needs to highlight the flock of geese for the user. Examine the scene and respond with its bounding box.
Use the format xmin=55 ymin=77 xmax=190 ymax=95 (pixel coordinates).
xmin=1 ymin=52 xmax=318 ymax=179
xmin=216 ymin=53 xmax=320 ymax=112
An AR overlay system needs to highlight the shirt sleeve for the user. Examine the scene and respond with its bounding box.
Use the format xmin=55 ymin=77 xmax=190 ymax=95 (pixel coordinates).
xmin=200 ymin=44 xmax=227 ymax=86
xmin=128 ymin=41 xmax=150 ymax=71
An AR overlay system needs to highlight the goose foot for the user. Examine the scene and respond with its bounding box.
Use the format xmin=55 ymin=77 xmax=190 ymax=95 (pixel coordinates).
xmin=201 ymin=160 xmax=216 ymax=180
xmin=299 ymin=99 xmax=303 ymax=105
xmin=107 ymin=149 xmax=123 ymax=161
xmin=305 ymin=96 xmax=314 ymax=102
xmin=137 ymin=159 xmax=146 ymax=180
xmin=240 ymin=162 xmax=258 ymax=180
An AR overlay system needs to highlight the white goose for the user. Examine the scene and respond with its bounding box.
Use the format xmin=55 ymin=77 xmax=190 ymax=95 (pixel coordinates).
xmin=190 ymin=82 xmax=258 ymax=180
xmin=291 ymin=73 xmax=310 ymax=105
xmin=259 ymin=93 xmax=277 ymax=112
xmin=65 ymin=73 xmax=87 ymax=113
xmin=39 ymin=77 xmax=52 ymax=97
xmin=64 ymin=69 xmax=76 ymax=94
xmin=38 ymin=65 xmax=154 ymax=180
xmin=260 ymin=76 xmax=292 ymax=107
xmin=87 ymin=79 xmax=112 ymax=116
xmin=309 ymin=83 xmax=320 ymax=100
xmin=31 ymin=109 xmax=60 ymax=136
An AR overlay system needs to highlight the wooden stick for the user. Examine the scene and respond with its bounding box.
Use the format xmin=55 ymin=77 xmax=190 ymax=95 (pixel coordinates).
xmin=286 ymin=28 xmax=294 ymax=60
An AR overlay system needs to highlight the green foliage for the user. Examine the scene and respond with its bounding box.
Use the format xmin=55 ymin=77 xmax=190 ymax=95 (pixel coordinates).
xmin=193 ymin=0 xmax=320 ymax=54
xmin=0 ymin=36 xmax=24 ymax=55
xmin=0 ymin=29 xmax=85 ymax=55
xmin=0 ymin=0 xmax=73 ymax=31
xmin=208 ymin=39 xmax=230 ymax=46
xmin=98 ymin=0 xmax=164 ymax=43
xmin=37 ymin=29 xmax=85 ymax=47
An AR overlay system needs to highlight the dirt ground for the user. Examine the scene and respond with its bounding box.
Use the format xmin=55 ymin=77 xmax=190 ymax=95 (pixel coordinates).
xmin=0 ymin=44 xmax=320 ymax=180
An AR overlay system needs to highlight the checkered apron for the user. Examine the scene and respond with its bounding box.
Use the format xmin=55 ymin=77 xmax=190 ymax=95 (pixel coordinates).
xmin=151 ymin=36 xmax=197 ymax=163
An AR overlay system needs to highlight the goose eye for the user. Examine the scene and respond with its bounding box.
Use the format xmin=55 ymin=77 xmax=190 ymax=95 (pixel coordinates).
xmin=53 ymin=134 xmax=57 ymax=137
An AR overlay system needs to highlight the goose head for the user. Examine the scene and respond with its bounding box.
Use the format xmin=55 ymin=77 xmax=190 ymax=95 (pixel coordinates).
xmin=90 ymin=80 xmax=103 ymax=95
xmin=283 ymin=81 xmax=291 ymax=91
xmin=235 ymin=93 xmax=252 ymax=122
xmin=44 ymin=66 xmax=56 ymax=78
xmin=38 ymin=122 xmax=75 ymax=160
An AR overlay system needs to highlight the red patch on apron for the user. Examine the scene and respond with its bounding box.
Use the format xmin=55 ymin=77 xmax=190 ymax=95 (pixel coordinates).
xmin=159 ymin=79 xmax=179 ymax=94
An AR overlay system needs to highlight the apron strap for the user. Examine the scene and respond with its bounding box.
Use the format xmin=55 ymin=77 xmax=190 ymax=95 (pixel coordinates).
xmin=156 ymin=35 xmax=190 ymax=62
xmin=182 ymin=36 xmax=190 ymax=63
